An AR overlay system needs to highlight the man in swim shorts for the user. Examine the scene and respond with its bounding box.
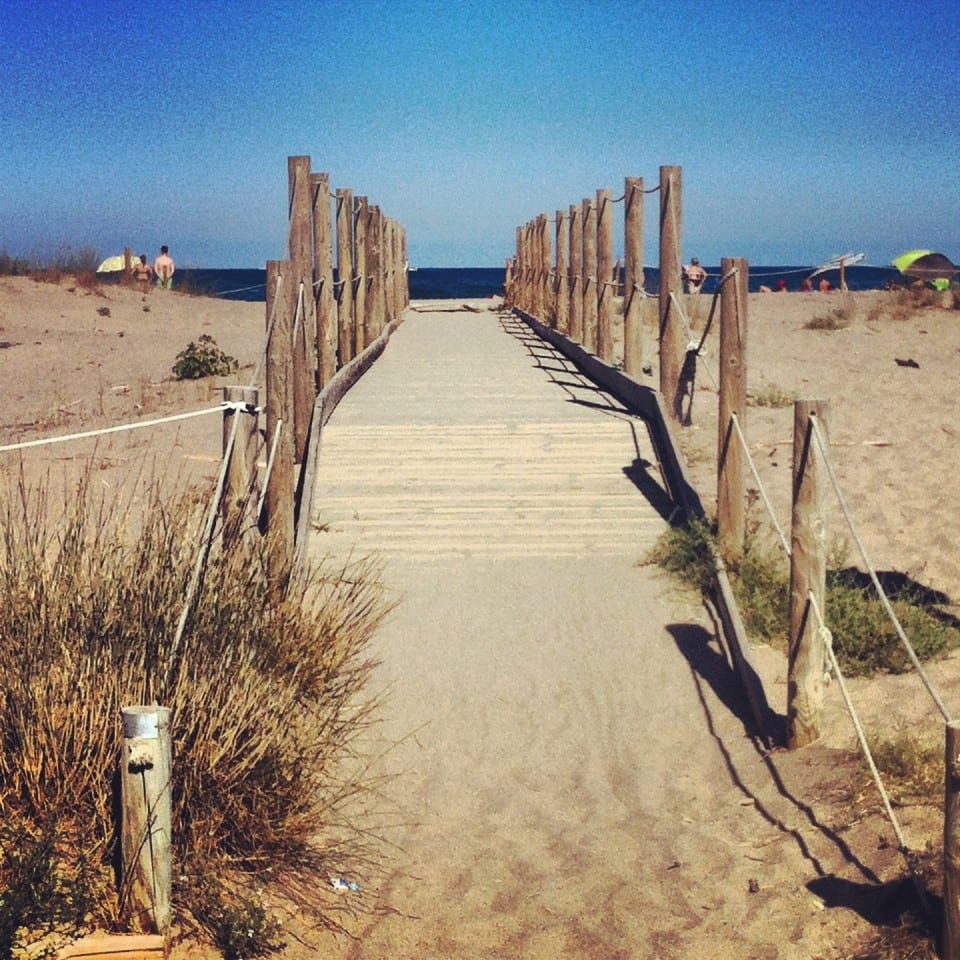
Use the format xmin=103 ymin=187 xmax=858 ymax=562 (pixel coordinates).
xmin=154 ymin=245 xmax=175 ymax=289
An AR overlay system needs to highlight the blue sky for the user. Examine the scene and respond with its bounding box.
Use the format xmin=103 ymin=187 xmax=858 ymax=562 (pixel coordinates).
xmin=2 ymin=0 xmax=958 ymax=268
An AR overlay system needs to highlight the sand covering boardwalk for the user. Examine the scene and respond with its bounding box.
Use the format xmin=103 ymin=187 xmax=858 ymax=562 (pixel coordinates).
xmin=304 ymin=302 xmax=881 ymax=959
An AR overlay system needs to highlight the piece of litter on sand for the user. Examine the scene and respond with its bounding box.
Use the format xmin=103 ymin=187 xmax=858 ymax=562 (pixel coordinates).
xmin=331 ymin=878 xmax=359 ymax=893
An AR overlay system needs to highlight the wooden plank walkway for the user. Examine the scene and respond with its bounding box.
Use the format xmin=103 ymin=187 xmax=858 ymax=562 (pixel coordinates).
xmin=301 ymin=303 xmax=857 ymax=959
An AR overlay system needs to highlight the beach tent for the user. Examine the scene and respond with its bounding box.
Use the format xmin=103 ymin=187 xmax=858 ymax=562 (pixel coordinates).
xmin=892 ymin=250 xmax=958 ymax=286
xmin=96 ymin=254 xmax=127 ymax=273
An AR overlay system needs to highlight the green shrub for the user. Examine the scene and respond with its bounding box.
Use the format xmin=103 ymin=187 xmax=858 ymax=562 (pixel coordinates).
xmin=173 ymin=334 xmax=238 ymax=380
xmin=749 ymin=384 xmax=793 ymax=408
xmin=0 ymin=470 xmax=390 ymax=951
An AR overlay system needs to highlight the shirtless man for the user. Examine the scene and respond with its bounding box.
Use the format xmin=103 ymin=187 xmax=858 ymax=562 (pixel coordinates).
xmin=154 ymin=245 xmax=175 ymax=289
xmin=685 ymin=257 xmax=706 ymax=294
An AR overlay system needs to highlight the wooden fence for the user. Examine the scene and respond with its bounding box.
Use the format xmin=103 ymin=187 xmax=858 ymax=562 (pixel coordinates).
xmin=118 ymin=154 xmax=409 ymax=944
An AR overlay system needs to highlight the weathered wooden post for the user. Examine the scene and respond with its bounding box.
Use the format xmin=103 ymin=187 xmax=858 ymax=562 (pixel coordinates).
xmin=121 ymin=705 xmax=172 ymax=936
xmin=367 ymin=205 xmax=384 ymax=341
xmin=401 ymin=227 xmax=410 ymax=308
xmin=597 ymin=188 xmax=614 ymax=362
xmin=787 ymin=399 xmax=829 ymax=748
xmin=659 ymin=165 xmax=685 ymax=418
xmin=569 ymin=203 xmax=583 ymax=342
xmin=717 ymin=257 xmax=749 ymax=562
xmin=287 ymin=158 xmax=317 ymax=459
xmin=123 ymin=247 xmax=133 ymax=283
xmin=383 ymin=217 xmax=396 ymax=324
xmin=519 ymin=222 xmax=531 ymax=313
xmin=582 ymin=197 xmax=598 ymax=353
xmin=221 ymin=385 xmax=259 ymax=540
xmin=311 ymin=172 xmax=336 ymax=387
xmin=335 ymin=189 xmax=354 ymax=372
xmin=263 ymin=260 xmax=296 ymax=561
xmin=555 ymin=209 xmax=569 ymax=335
xmin=351 ymin=195 xmax=367 ymax=362
xmin=539 ymin=213 xmax=552 ymax=324
xmin=945 ymin=720 xmax=960 ymax=959
xmin=623 ymin=177 xmax=645 ymax=378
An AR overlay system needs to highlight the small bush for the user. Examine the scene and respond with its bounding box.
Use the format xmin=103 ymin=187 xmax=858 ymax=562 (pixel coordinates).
xmin=96 ymin=306 xmax=110 ymax=317
xmin=749 ymin=384 xmax=793 ymax=408
xmin=173 ymin=334 xmax=238 ymax=380
xmin=805 ymin=298 xmax=855 ymax=331
xmin=0 ymin=470 xmax=391 ymax=950
xmin=867 ymin=735 xmax=942 ymax=805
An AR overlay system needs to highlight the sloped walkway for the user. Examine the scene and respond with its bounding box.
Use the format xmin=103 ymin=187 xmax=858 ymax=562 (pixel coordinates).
xmin=303 ymin=303 xmax=877 ymax=959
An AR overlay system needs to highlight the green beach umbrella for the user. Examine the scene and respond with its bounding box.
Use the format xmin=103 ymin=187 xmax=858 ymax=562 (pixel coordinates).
xmin=891 ymin=249 xmax=958 ymax=281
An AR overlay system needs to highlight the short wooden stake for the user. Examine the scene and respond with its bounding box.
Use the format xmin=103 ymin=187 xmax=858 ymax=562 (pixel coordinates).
xmin=623 ymin=177 xmax=644 ymax=378
xmin=221 ymin=385 xmax=259 ymax=541
xmin=787 ymin=399 xmax=829 ymax=748
xmin=659 ymin=165 xmax=684 ymax=418
xmin=945 ymin=720 xmax=960 ymax=959
xmin=597 ymin=188 xmax=614 ymax=362
xmin=717 ymin=257 xmax=749 ymax=561
xmin=120 ymin=706 xmax=172 ymax=936
xmin=582 ymin=198 xmax=598 ymax=353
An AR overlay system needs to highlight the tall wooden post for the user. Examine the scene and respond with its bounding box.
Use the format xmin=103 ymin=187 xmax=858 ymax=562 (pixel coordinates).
xmin=569 ymin=203 xmax=583 ymax=342
xmin=287 ymin=157 xmax=317 ymax=438
xmin=539 ymin=213 xmax=552 ymax=324
xmin=311 ymin=172 xmax=336 ymax=387
xmin=787 ymin=399 xmax=829 ymax=748
xmin=623 ymin=177 xmax=645 ymax=378
xmin=659 ymin=165 xmax=684 ymax=417
xmin=121 ymin=705 xmax=172 ymax=935
xmin=717 ymin=257 xmax=749 ymax=562
xmin=582 ymin=198 xmax=598 ymax=353
xmin=367 ymin=205 xmax=384 ymax=342
xmin=264 ymin=260 xmax=296 ymax=561
xmin=335 ymin=189 xmax=353 ymax=372
xmin=401 ymin=227 xmax=409 ymax=307
xmin=123 ymin=247 xmax=133 ymax=282
xmin=945 ymin=720 xmax=960 ymax=959
xmin=383 ymin=218 xmax=396 ymax=324
xmin=555 ymin=209 xmax=569 ymax=335
xmin=597 ymin=188 xmax=614 ymax=362
xmin=221 ymin=385 xmax=259 ymax=540
xmin=352 ymin=196 xmax=368 ymax=358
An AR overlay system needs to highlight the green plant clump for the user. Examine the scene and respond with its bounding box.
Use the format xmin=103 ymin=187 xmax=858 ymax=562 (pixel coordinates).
xmin=0 ymin=471 xmax=391 ymax=953
xmin=749 ymin=384 xmax=793 ymax=408
xmin=648 ymin=520 xmax=960 ymax=675
xmin=173 ymin=333 xmax=238 ymax=380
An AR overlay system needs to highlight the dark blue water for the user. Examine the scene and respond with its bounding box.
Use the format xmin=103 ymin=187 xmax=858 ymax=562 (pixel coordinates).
xmin=157 ymin=264 xmax=903 ymax=302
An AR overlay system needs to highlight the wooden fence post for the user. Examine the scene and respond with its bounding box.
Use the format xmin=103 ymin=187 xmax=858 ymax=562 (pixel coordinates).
xmin=717 ymin=257 xmax=749 ymax=562
xmin=263 ymin=260 xmax=296 ymax=563
xmin=123 ymin=247 xmax=133 ymax=282
xmin=351 ymin=195 xmax=366 ymax=362
xmin=597 ymin=188 xmax=615 ymax=362
xmin=335 ymin=189 xmax=354 ymax=372
xmin=569 ymin=203 xmax=583 ymax=342
xmin=945 ymin=720 xmax=960 ymax=959
xmin=383 ymin=217 xmax=396 ymax=324
xmin=787 ymin=399 xmax=829 ymax=748
xmin=311 ymin=172 xmax=336 ymax=388
xmin=582 ymin=197 xmax=598 ymax=353
xmin=120 ymin=705 xmax=172 ymax=936
xmin=555 ymin=209 xmax=569 ymax=335
xmin=659 ymin=165 xmax=684 ymax=418
xmin=367 ymin=205 xmax=384 ymax=341
xmin=540 ymin=213 xmax=552 ymax=324
xmin=401 ymin=227 xmax=409 ymax=308
xmin=221 ymin=385 xmax=259 ymax=541
xmin=623 ymin=176 xmax=645 ymax=378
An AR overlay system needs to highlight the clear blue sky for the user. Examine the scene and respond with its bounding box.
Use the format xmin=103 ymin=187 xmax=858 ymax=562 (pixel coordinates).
xmin=2 ymin=0 xmax=958 ymax=268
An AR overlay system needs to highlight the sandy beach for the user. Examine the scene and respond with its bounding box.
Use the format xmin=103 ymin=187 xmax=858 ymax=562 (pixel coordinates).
xmin=2 ymin=275 xmax=958 ymax=958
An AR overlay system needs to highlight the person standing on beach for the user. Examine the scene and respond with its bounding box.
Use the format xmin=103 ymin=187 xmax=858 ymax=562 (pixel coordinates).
xmin=154 ymin=245 xmax=175 ymax=289
xmin=685 ymin=257 xmax=706 ymax=294
xmin=132 ymin=254 xmax=153 ymax=292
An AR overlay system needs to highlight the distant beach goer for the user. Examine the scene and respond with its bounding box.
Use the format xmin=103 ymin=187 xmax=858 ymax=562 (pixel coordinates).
xmin=685 ymin=257 xmax=706 ymax=294
xmin=154 ymin=245 xmax=175 ymax=289
xmin=776 ymin=278 xmax=788 ymax=292
xmin=818 ymin=277 xmax=831 ymax=293
xmin=800 ymin=277 xmax=813 ymax=292
xmin=132 ymin=254 xmax=153 ymax=291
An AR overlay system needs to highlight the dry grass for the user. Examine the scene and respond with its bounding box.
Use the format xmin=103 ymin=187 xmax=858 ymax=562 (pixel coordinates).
xmin=0 ymin=465 xmax=392 ymax=955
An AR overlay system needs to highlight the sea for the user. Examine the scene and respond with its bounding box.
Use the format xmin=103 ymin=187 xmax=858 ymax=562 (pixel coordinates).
xmin=160 ymin=264 xmax=904 ymax=303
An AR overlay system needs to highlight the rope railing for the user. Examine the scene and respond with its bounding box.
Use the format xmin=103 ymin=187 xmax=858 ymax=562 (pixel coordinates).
xmin=808 ymin=415 xmax=952 ymax=723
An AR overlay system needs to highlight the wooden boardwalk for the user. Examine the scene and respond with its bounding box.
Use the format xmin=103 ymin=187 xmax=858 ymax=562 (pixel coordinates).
xmin=301 ymin=303 xmax=847 ymax=959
